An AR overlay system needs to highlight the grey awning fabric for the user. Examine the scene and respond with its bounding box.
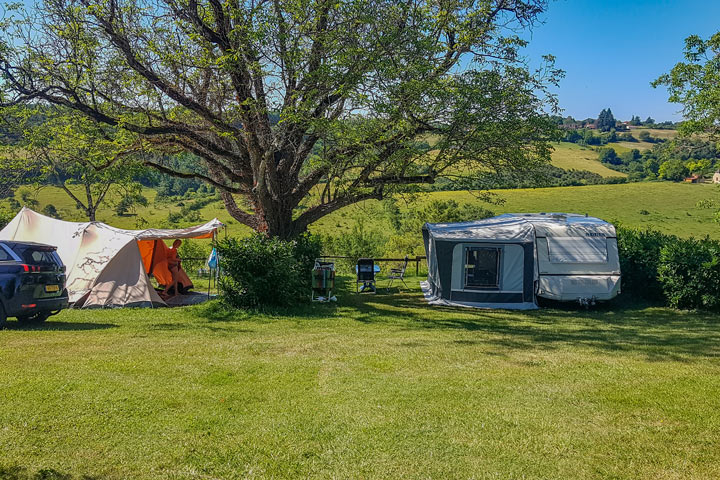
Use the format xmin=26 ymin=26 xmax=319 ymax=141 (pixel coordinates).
xmin=423 ymin=217 xmax=535 ymax=242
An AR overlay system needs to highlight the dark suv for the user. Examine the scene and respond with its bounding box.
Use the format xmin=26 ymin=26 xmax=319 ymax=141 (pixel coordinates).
xmin=0 ymin=241 xmax=69 ymax=327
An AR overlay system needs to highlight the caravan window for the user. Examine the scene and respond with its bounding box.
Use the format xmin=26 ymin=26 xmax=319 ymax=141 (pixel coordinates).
xmin=547 ymin=236 xmax=607 ymax=263
xmin=464 ymin=247 xmax=501 ymax=289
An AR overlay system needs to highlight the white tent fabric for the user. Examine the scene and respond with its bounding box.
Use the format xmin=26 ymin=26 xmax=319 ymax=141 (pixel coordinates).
xmin=0 ymin=207 xmax=223 ymax=308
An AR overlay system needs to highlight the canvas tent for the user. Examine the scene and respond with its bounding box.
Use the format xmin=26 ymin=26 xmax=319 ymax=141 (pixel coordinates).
xmin=422 ymin=213 xmax=621 ymax=309
xmin=0 ymin=207 xmax=223 ymax=308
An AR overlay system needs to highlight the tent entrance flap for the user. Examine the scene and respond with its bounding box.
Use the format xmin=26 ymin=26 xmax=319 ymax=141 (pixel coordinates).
xmin=138 ymin=239 xmax=173 ymax=287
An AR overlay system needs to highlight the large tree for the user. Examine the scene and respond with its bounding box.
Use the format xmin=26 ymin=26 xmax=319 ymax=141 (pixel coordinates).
xmin=0 ymin=0 xmax=561 ymax=238
xmin=653 ymin=32 xmax=720 ymax=138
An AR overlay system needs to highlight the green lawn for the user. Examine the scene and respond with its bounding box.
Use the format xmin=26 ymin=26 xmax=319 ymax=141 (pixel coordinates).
xmin=2 ymin=278 xmax=720 ymax=479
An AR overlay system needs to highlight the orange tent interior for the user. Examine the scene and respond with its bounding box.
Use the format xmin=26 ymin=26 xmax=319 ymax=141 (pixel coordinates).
xmin=137 ymin=239 xmax=195 ymax=290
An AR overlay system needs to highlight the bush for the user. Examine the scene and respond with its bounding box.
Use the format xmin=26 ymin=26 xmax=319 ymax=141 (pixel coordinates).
xmin=0 ymin=208 xmax=12 ymax=229
xmin=325 ymin=217 xmax=386 ymax=272
xmin=617 ymin=227 xmax=670 ymax=302
xmin=41 ymin=204 xmax=60 ymax=218
xmin=217 ymin=233 xmax=322 ymax=308
xmin=658 ymin=237 xmax=720 ymax=311
xmin=598 ymin=147 xmax=620 ymax=165
xmin=618 ymin=227 xmax=720 ymax=311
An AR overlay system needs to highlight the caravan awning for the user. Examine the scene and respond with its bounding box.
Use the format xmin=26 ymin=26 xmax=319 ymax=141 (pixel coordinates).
xmin=423 ymin=216 xmax=535 ymax=243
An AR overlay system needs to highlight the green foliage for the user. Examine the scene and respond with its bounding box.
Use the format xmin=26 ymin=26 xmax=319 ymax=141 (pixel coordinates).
xmin=597 ymin=108 xmax=616 ymax=132
xmin=325 ymin=217 xmax=387 ymax=272
xmin=0 ymin=208 xmax=12 ymax=229
xmin=658 ymin=159 xmax=688 ymax=181
xmin=618 ymin=226 xmax=720 ymax=311
xmin=0 ymin=106 xmax=147 ymax=220
xmin=598 ymin=147 xmax=619 ymax=165
xmin=0 ymin=0 xmax=562 ymax=237
xmin=326 ymin=199 xmax=497 ymax=262
xmin=654 ymin=31 xmax=720 ymax=137
xmin=658 ymin=237 xmax=720 ymax=310
xmin=217 ymin=233 xmax=321 ymax=308
xmin=166 ymin=211 xmax=184 ymax=225
xmin=178 ymin=239 xmax=210 ymax=262
xmin=114 ymin=192 xmax=148 ymax=216
xmin=41 ymin=204 xmax=60 ymax=219
xmin=617 ymin=227 xmax=669 ymax=302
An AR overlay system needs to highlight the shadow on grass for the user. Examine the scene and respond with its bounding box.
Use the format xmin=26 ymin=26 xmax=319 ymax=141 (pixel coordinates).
xmin=2 ymin=320 xmax=117 ymax=332
xmin=361 ymin=289 xmax=720 ymax=360
xmin=0 ymin=464 xmax=101 ymax=479
xmin=194 ymin=275 xmax=720 ymax=360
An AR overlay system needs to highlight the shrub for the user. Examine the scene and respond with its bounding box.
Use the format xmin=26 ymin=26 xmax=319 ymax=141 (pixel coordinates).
xmin=292 ymin=232 xmax=323 ymax=285
xmin=217 ymin=233 xmax=322 ymax=308
xmin=0 ymin=208 xmax=12 ymax=229
xmin=598 ymin=147 xmax=620 ymax=165
xmin=658 ymin=237 xmax=720 ymax=311
xmin=324 ymin=217 xmax=386 ymax=272
xmin=618 ymin=227 xmax=720 ymax=311
xmin=41 ymin=204 xmax=60 ymax=218
xmin=616 ymin=227 xmax=670 ymax=302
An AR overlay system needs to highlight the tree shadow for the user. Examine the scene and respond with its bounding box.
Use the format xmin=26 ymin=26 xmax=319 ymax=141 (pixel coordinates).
xmin=2 ymin=320 xmax=117 ymax=332
xmin=195 ymin=275 xmax=720 ymax=361
xmin=193 ymin=298 xmax=340 ymax=323
xmin=0 ymin=464 xmax=102 ymax=479
xmin=339 ymin=284 xmax=720 ymax=361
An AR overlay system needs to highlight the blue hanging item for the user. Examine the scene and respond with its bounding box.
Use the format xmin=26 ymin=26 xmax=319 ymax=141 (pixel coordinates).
xmin=207 ymin=247 xmax=218 ymax=269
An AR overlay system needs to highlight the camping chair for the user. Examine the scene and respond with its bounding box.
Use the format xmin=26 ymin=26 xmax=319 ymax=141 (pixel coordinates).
xmin=386 ymin=255 xmax=409 ymax=292
xmin=356 ymin=258 xmax=377 ymax=293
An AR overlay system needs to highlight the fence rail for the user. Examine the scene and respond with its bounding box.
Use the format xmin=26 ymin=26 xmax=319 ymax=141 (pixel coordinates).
xmin=318 ymin=255 xmax=428 ymax=275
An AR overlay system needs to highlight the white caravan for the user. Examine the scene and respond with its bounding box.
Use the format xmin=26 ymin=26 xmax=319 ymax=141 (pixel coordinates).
xmin=422 ymin=213 xmax=621 ymax=309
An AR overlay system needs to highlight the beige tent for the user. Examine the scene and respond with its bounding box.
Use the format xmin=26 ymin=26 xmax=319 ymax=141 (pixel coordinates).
xmin=0 ymin=207 xmax=223 ymax=308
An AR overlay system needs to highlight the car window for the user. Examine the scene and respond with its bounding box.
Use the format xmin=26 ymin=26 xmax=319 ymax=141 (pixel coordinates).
xmin=9 ymin=245 xmax=60 ymax=265
xmin=0 ymin=246 xmax=11 ymax=261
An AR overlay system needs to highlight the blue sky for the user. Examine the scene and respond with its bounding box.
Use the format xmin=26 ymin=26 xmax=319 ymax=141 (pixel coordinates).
xmin=522 ymin=0 xmax=720 ymax=122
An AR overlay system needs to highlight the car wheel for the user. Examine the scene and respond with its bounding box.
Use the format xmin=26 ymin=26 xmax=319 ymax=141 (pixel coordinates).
xmin=0 ymin=305 xmax=7 ymax=330
xmin=17 ymin=312 xmax=50 ymax=324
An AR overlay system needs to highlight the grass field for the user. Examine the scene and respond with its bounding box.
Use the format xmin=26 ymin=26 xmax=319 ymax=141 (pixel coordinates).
xmin=314 ymin=182 xmax=720 ymax=239
xmin=550 ymin=142 xmax=626 ymax=177
xmin=6 ymin=182 xmax=720 ymax=240
xmin=2 ymin=278 xmax=720 ymax=479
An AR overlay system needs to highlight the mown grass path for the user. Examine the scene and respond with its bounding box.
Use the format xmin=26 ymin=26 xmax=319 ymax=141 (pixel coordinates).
xmin=2 ymin=277 xmax=720 ymax=479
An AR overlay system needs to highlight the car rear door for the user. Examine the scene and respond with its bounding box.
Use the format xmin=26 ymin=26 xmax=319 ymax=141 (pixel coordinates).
xmin=7 ymin=244 xmax=67 ymax=300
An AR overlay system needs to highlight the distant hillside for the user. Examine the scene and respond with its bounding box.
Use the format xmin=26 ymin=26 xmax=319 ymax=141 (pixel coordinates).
xmin=550 ymin=143 xmax=627 ymax=178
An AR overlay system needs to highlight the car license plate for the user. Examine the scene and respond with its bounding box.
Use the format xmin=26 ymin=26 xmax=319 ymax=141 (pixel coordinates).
xmin=45 ymin=285 xmax=60 ymax=293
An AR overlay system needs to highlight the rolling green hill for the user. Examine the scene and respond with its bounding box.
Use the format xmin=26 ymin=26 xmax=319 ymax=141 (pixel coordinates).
xmin=4 ymin=181 xmax=719 ymax=240
xmin=550 ymin=142 xmax=626 ymax=177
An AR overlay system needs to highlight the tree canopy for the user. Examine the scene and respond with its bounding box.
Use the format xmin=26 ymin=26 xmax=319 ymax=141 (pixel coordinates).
xmin=654 ymin=31 xmax=720 ymax=138
xmin=596 ymin=108 xmax=616 ymax=132
xmin=0 ymin=0 xmax=562 ymax=237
